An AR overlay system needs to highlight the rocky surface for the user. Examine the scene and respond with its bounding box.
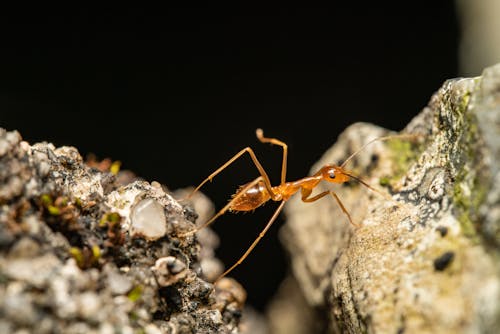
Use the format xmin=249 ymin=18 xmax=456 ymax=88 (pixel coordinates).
xmin=268 ymin=64 xmax=500 ymax=333
xmin=0 ymin=129 xmax=246 ymax=333
xmin=4 ymin=63 xmax=500 ymax=334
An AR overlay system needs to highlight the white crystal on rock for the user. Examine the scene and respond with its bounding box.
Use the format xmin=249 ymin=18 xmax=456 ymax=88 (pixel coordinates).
xmin=130 ymin=198 xmax=167 ymax=240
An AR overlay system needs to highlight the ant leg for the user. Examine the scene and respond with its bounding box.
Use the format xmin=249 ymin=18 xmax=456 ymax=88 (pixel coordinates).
xmin=256 ymin=128 xmax=288 ymax=185
xmin=181 ymin=147 xmax=277 ymax=201
xmin=214 ymin=200 xmax=286 ymax=284
xmin=301 ymin=189 xmax=357 ymax=227
xmin=329 ymin=191 xmax=358 ymax=227
xmin=301 ymin=188 xmax=329 ymax=203
xmin=179 ymin=176 xmax=265 ymax=237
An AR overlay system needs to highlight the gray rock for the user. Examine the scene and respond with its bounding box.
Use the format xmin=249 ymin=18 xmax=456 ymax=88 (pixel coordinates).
xmin=104 ymin=264 xmax=133 ymax=295
xmin=0 ymin=128 xmax=245 ymax=333
xmin=7 ymin=236 xmax=41 ymax=258
xmin=151 ymin=256 xmax=188 ymax=287
xmin=3 ymin=282 xmax=38 ymax=326
xmin=0 ymin=320 xmax=13 ymax=334
xmin=1 ymin=253 xmax=61 ymax=288
xmin=269 ymin=63 xmax=500 ymax=333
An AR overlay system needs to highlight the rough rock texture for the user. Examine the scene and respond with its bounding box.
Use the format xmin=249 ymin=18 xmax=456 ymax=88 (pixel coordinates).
xmin=0 ymin=130 xmax=247 ymax=333
xmin=268 ymin=64 xmax=500 ymax=333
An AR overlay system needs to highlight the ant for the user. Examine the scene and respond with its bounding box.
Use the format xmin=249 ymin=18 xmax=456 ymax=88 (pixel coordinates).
xmin=180 ymin=128 xmax=417 ymax=284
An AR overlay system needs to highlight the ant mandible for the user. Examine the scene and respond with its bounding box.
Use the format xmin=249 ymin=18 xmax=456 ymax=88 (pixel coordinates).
xmin=180 ymin=128 xmax=415 ymax=284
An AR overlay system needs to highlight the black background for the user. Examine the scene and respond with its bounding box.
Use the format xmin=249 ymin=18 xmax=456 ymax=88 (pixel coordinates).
xmin=0 ymin=4 xmax=459 ymax=311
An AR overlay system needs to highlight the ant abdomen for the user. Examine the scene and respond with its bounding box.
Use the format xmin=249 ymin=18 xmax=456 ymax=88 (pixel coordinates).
xmin=230 ymin=180 xmax=271 ymax=212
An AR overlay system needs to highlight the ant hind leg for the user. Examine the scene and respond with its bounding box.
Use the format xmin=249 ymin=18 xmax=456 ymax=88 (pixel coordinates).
xmin=214 ymin=200 xmax=286 ymax=284
xmin=256 ymin=128 xmax=288 ymax=185
xmin=179 ymin=176 xmax=266 ymax=237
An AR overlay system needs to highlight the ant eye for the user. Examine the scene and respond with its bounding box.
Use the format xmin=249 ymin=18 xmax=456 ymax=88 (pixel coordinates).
xmin=329 ymin=170 xmax=336 ymax=179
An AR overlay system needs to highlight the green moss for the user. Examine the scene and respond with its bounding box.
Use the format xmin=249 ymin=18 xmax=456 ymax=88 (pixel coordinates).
xmin=59 ymin=197 xmax=69 ymax=206
xmin=378 ymin=176 xmax=390 ymax=187
xmin=69 ymin=245 xmax=101 ymax=269
xmin=91 ymin=245 xmax=101 ymax=260
xmin=452 ymin=174 xmax=487 ymax=242
xmin=389 ymin=139 xmax=414 ymax=173
xmin=110 ymin=160 xmax=121 ymax=175
xmin=450 ymin=92 xmax=488 ymax=241
xmin=460 ymin=90 xmax=471 ymax=113
xmin=74 ymin=197 xmax=83 ymax=208
xmin=99 ymin=212 xmax=121 ymax=227
xmin=437 ymin=80 xmax=489 ymax=241
xmin=127 ymin=285 xmax=143 ymax=302
xmin=47 ymin=205 xmax=61 ymax=216
xmin=458 ymin=212 xmax=477 ymax=238
xmin=40 ymin=194 xmax=53 ymax=206
xmin=69 ymin=247 xmax=84 ymax=267
xmin=380 ymin=137 xmax=422 ymax=187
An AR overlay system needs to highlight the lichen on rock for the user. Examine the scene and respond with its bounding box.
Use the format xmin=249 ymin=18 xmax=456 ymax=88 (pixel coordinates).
xmin=0 ymin=128 xmax=245 ymax=333
xmin=268 ymin=63 xmax=500 ymax=333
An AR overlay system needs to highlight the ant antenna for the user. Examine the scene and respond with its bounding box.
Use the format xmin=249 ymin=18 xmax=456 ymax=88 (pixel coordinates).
xmin=340 ymin=133 xmax=420 ymax=168
xmin=341 ymin=170 xmax=393 ymax=202
xmin=338 ymin=133 xmax=421 ymax=203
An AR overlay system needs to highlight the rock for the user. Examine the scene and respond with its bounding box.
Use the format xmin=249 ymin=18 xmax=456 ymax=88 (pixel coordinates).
xmin=76 ymin=292 xmax=101 ymax=320
xmin=105 ymin=180 xmax=181 ymax=238
xmin=0 ymin=320 xmax=13 ymax=334
xmin=199 ymin=257 xmax=225 ymax=283
xmin=0 ymin=129 xmax=246 ymax=333
xmin=266 ymin=276 xmax=322 ymax=334
xmin=151 ymin=256 xmax=188 ymax=287
xmin=3 ymin=282 xmax=38 ymax=326
xmin=239 ymin=307 xmax=269 ymax=334
xmin=1 ymin=253 xmax=61 ymax=288
xmin=0 ymin=129 xmax=21 ymax=156
xmin=104 ymin=264 xmax=133 ymax=295
xmin=144 ymin=323 xmax=163 ymax=334
xmin=214 ymin=277 xmax=247 ymax=328
xmin=7 ymin=236 xmax=41 ymax=258
xmin=269 ymin=63 xmax=500 ymax=333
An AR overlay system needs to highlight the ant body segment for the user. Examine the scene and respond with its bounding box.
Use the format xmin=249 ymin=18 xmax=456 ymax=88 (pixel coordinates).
xmin=180 ymin=128 xmax=416 ymax=284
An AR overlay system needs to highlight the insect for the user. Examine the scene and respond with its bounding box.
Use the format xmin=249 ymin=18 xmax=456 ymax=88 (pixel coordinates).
xmin=180 ymin=128 xmax=417 ymax=284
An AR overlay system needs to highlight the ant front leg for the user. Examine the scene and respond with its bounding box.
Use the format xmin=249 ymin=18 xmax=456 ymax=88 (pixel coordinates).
xmin=180 ymin=146 xmax=276 ymax=201
xmin=301 ymin=188 xmax=358 ymax=227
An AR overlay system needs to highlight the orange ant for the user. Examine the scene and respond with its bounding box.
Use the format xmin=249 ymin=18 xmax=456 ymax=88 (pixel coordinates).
xmin=180 ymin=129 xmax=416 ymax=284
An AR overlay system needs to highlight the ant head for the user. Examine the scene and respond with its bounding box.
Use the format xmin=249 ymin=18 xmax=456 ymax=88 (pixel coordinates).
xmin=321 ymin=165 xmax=350 ymax=184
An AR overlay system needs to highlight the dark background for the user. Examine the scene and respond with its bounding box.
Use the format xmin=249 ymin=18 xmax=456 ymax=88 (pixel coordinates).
xmin=0 ymin=4 xmax=459 ymax=311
